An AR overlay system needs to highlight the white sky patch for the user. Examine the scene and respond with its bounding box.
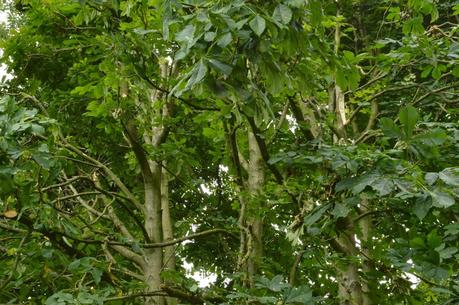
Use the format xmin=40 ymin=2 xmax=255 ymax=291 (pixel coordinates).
xmin=355 ymin=235 xmax=361 ymax=249
xmin=404 ymin=259 xmax=421 ymax=289
xmin=0 ymin=10 xmax=12 ymax=81
xmin=200 ymin=183 xmax=212 ymax=195
xmin=286 ymin=114 xmax=298 ymax=132
xmin=182 ymin=261 xmax=217 ymax=288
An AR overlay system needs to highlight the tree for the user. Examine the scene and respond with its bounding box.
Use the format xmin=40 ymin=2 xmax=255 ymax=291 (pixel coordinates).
xmin=1 ymin=0 xmax=459 ymax=304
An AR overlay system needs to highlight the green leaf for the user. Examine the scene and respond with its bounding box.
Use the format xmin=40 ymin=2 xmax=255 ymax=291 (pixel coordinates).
xmin=410 ymin=237 xmax=425 ymax=248
xmin=46 ymin=292 xmax=76 ymax=305
xmin=77 ymin=292 xmax=95 ymax=304
xmin=204 ymin=31 xmax=216 ymax=42
xmin=423 ymin=264 xmax=449 ymax=281
xmin=332 ymin=203 xmax=350 ymax=218
xmin=185 ymin=60 xmax=208 ymax=91
xmin=452 ymin=65 xmax=459 ymax=77
xmin=438 ymin=168 xmax=459 ymax=187
xmin=352 ymin=173 xmax=380 ymax=194
xmin=439 ymin=247 xmax=457 ymax=260
xmin=249 ymin=16 xmax=266 ymax=36
xmin=284 ymin=286 xmax=313 ymax=304
xmin=217 ymin=32 xmax=232 ymax=48
xmin=273 ymin=4 xmax=292 ymax=25
xmin=413 ymin=196 xmax=431 ymax=220
xmin=454 ymin=4 xmax=459 ymax=15
xmin=371 ymin=177 xmax=394 ymax=196
xmin=421 ymin=66 xmax=432 ymax=78
xmin=430 ymin=190 xmax=455 ymax=208
xmin=90 ymin=269 xmax=102 ymax=285
xmin=380 ymin=118 xmax=402 ymax=138
xmin=399 ymin=105 xmax=419 ymax=138
xmin=427 ymin=230 xmax=441 ymax=248
xmin=175 ymin=24 xmax=195 ymax=46
xmin=402 ymin=17 xmax=424 ymax=35
xmin=208 ymin=59 xmax=232 ymax=75
xmin=304 ymin=204 xmax=330 ymax=226
xmin=256 ymin=275 xmax=288 ymax=292
xmin=425 ymin=173 xmax=438 ymax=185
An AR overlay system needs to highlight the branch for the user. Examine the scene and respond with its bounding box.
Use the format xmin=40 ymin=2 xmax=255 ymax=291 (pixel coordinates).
xmin=109 ymin=244 xmax=144 ymax=267
xmin=41 ymin=176 xmax=88 ymax=192
xmin=224 ymin=117 xmax=245 ymax=186
xmin=51 ymin=191 xmax=101 ymax=204
xmin=143 ymin=228 xmax=236 ymax=248
xmin=364 ymin=100 xmax=379 ymax=132
xmin=161 ymin=284 xmax=226 ymax=305
xmin=105 ymin=291 xmax=167 ymax=302
xmin=288 ymin=96 xmax=316 ymax=141
xmin=245 ymin=115 xmax=283 ymax=184
xmin=289 ymin=250 xmax=306 ymax=286
xmin=111 ymin=267 xmax=144 ymax=281
xmin=54 ymin=138 xmax=143 ymax=212
xmin=413 ymin=82 xmax=459 ymax=106
xmin=353 ymin=209 xmax=390 ymax=223
xmin=55 ymin=228 xmax=236 ymax=249
xmin=123 ymin=120 xmax=155 ymax=186
xmin=268 ymin=101 xmax=289 ymax=144
xmin=0 ymin=221 xmax=28 ymax=233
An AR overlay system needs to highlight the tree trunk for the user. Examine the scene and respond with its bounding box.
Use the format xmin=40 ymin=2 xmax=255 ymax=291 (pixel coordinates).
xmin=335 ymin=232 xmax=364 ymax=305
xmin=246 ymin=131 xmax=265 ymax=285
xmin=143 ymin=162 xmax=164 ymax=305
xmin=161 ymin=167 xmax=177 ymax=305
xmin=359 ymin=199 xmax=373 ymax=305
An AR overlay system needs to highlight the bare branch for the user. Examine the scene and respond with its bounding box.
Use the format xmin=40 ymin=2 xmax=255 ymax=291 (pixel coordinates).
xmin=41 ymin=176 xmax=88 ymax=192
xmin=51 ymin=191 xmax=101 ymax=204
xmin=110 ymin=244 xmax=144 ymax=267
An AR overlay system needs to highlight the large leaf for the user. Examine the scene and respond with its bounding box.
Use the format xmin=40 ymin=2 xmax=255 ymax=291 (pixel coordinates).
xmin=380 ymin=118 xmax=402 ymax=138
xmin=430 ymin=190 xmax=455 ymax=208
xmin=438 ymin=168 xmax=459 ymax=187
xmin=284 ymin=286 xmax=314 ymax=304
xmin=273 ymin=4 xmax=292 ymax=25
xmin=304 ymin=204 xmax=330 ymax=226
xmin=256 ymin=275 xmax=288 ymax=292
xmin=175 ymin=24 xmax=195 ymax=45
xmin=249 ymin=15 xmax=266 ymax=36
xmin=399 ymin=105 xmax=419 ymax=138
xmin=413 ymin=195 xmax=431 ymax=220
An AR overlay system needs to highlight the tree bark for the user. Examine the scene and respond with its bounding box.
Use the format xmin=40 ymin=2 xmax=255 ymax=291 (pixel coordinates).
xmin=246 ymin=131 xmax=265 ymax=285
xmin=161 ymin=167 xmax=177 ymax=305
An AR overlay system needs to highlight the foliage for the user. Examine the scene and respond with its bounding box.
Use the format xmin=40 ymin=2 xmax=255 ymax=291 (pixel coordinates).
xmin=1 ymin=0 xmax=459 ymax=304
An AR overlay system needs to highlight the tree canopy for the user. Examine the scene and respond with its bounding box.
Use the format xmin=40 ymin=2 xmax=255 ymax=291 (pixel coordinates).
xmin=1 ymin=0 xmax=459 ymax=304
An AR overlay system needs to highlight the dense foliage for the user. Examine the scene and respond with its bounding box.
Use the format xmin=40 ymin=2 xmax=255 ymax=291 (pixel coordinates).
xmin=1 ymin=0 xmax=459 ymax=304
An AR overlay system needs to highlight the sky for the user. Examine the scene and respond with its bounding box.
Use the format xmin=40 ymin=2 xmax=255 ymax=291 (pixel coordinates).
xmin=0 ymin=9 xmax=9 ymax=79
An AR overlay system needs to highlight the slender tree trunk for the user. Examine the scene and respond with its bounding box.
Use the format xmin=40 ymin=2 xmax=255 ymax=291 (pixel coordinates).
xmin=335 ymin=230 xmax=364 ymax=305
xmin=143 ymin=162 xmax=164 ymax=305
xmin=161 ymin=167 xmax=177 ymax=305
xmin=359 ymin=199 xmax=373 ymax=305
xmin=246 ymin=131 xmax=265 ymax=285
xmin=141 ymin=61 xmax=172 ymax=305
